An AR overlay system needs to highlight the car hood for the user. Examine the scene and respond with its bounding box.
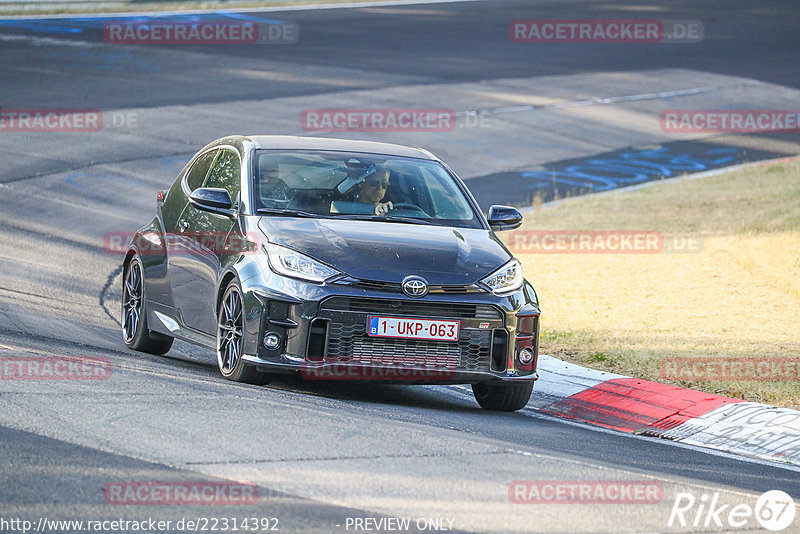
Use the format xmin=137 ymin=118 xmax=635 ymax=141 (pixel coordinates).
xmin=257 ymin=217 xmax=512 ymax=285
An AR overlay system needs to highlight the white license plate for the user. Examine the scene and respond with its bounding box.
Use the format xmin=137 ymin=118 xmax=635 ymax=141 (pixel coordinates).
xmin=367 ymin=316 xmax=460 ymax=341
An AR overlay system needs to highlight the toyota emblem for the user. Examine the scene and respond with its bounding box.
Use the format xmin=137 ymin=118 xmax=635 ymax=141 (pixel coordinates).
xmin=402 ymin=276 xmax=429 ymax=298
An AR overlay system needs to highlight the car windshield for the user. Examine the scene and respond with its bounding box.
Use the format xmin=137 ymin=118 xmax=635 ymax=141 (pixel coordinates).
xmin=254 ymin=150 xmax=482 ymax=228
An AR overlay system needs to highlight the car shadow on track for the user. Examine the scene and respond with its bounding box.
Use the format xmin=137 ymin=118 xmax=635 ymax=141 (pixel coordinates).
xmin=266 ymin=373 xmax=483 ymax=412
xmin=151 ymin=341 xmax=482 ymax=412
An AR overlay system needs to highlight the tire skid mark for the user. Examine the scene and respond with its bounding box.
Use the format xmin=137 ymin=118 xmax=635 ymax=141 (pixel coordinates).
xmin=0 ymin=284 xmax=95 ymax=306
xmin=100 ymin=264 xmax=123 ymax=326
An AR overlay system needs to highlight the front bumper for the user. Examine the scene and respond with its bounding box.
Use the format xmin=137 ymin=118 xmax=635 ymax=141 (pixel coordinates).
xmin=239 ymin=276 xmax=540 ymax=384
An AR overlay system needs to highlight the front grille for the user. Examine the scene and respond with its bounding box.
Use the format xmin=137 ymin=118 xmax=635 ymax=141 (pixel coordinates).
xmin=331 ymin=278 xmax=483 ymax=294
xmin=325 ymin=322 xmax=491 ymax=372
xmin=337 ymin=279 xmax=399 ymax=292
xmin=429 ymin=284 xmax=484 ymax=294
xmin=321 ymin=297 xmax=502 ymax=320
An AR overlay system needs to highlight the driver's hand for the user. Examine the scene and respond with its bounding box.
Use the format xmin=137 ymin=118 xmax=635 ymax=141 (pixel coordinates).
xmin=374 ymin=201 xmax=393 ymax=216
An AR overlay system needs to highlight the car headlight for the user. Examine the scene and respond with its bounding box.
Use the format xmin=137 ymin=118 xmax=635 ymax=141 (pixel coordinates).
xmin=265 ymin=243 xmax=340 ymax=283
xmin=481 ymin=259 xmax=523 ymax=295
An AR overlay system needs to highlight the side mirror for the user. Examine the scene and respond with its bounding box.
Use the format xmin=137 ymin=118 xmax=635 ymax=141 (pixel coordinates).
xmin=189 ymin=187 xmax=234 ymax=216
xmin=487 ymin=205 xmax=523 ymax=231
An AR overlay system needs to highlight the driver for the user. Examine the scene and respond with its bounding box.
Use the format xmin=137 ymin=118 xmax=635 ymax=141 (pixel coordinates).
xmin=352 ymin=166 xmax=393 ymax=216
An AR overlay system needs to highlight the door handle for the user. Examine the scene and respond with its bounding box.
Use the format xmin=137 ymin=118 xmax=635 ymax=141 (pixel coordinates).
xmin=179 ymin=220 xmax=190 ymax=232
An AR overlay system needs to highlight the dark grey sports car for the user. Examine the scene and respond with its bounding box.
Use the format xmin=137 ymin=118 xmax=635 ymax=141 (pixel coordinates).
xmin=122 ymin=135 xmax=540 ymax=411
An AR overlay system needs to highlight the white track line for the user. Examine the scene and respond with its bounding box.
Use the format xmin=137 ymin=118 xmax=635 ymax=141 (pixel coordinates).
xmin=0 ymin=0 xmax=481 ymax=20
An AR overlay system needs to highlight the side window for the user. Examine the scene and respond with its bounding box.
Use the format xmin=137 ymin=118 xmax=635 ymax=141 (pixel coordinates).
xmin=163 ymin=151 xmax=215 ymax=231
xmin=203 ymin=149 xmax=241 ymax=203
xmin=185 ymin=150 xmax=217 ymax=192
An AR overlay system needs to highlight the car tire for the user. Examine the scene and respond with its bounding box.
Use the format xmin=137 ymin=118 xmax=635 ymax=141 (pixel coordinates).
xmin=472 ymin=381 xmax=533 ymax=411
xmin=122 ymin=255 xmax=174 ymax=355
xmin=216 ymin=281 xmax=270 ymax=386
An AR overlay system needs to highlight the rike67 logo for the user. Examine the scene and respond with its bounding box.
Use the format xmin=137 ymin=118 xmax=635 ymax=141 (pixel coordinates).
xmin=669 ymin=490 xmax=796 ymax=531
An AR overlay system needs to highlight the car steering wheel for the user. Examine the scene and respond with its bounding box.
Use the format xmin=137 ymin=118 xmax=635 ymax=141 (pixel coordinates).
xmin=389 ymin=202 xmax=429 ymax=216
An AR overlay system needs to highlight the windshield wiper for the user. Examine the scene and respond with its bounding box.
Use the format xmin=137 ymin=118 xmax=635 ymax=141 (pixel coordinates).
xmin=384 ymin=215 xmax=434 ymax=225
xmin=336 ymin=214 xmax=434 ymax=225
xmin=256 ymin=208 xmax=329 ymax=218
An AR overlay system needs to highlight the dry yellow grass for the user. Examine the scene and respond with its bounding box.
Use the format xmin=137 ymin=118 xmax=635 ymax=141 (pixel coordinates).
xmin=502 ymin=158 xmax=800 ymax=408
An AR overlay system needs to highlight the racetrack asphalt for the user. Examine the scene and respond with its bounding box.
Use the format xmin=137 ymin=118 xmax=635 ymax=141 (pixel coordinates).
xmin=1 ymin=1 xmax=799 ymax=532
